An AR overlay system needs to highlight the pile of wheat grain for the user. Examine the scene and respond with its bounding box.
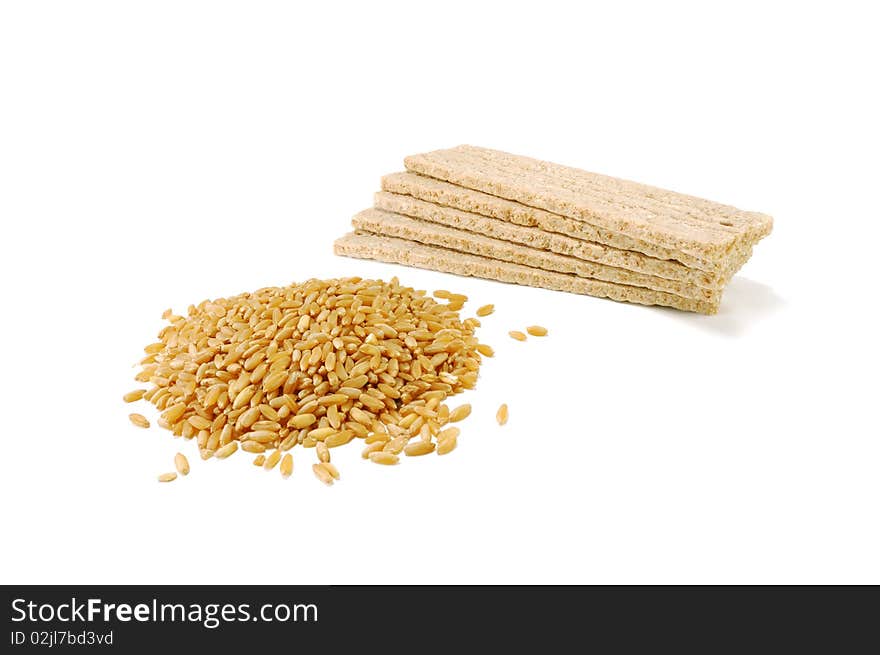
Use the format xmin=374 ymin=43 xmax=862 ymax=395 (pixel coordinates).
xmin=125 ymin=277 xmax=489 ymax=484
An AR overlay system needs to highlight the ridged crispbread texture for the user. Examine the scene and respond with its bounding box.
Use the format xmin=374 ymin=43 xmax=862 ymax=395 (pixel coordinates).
xmin=403 ymin=145 xmax=773 ymax=261
xmin=384 ymin=171 xmax=718 ymax=273
xmin=375 ymin=189 xmax=750 ymax=290
xmin=354 ymin=208 xmax=720 ymax=304
xmin=334 ymin=232 xmax=718 ymax=315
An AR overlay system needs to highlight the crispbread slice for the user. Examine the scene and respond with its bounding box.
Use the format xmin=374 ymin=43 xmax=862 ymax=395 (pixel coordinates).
xmin=383 ymin=171 xmax=717 ymax=273
xmin=383 ymin=172 xmax=754 ymax=276
xmin=375 ymin=188 xmax=750 ymax=289
xmin=334 ymin=232 xmax=718 ymax=315
xmin=403 ymin=145 xmax=772 ymax=261
xmin=354 ymin=208 xmax=720 ymax=303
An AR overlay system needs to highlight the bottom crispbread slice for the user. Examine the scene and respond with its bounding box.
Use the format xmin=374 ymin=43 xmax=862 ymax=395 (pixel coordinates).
xmin=353 ymin=208 xmax=720 ymax=303
xmin=334 ymin=232 xmax=719 ymax=315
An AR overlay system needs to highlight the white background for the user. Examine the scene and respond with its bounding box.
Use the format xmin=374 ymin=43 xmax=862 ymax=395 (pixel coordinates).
xmin=1 ymin=1 xmax=877 ymax=585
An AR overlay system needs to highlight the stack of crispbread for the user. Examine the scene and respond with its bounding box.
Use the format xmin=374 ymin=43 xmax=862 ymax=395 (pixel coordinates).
xmin=334 ymin=145 xmax=772 ymax=314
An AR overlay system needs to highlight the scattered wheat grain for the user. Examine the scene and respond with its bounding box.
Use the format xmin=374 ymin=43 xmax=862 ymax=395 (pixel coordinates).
xmin=369 ymin=452 xmax=399 ymax=465
xmin=280 ymin=453 xmax=293 ymax=478
xmin=174 ymin=453 xmax=190 ymax=475
xmin=263 ymin=449 xmax=282 ymax=471
xmin=129 ymin=413 xmax=150 ymax=428
xmin=123 ymin=389 xmax=146 ymax=403
xmin=448 ymin=404 xmax=472 ymax=423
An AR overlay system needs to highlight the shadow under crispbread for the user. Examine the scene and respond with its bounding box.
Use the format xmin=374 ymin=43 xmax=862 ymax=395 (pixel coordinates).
xmin=655 ymin=277 xmax=785 ymax=337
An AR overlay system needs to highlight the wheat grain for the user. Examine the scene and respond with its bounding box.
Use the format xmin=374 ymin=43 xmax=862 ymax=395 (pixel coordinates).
xmin=321 ymin=462 xmax=340 ymax=480
xmin=174 ymin=453 xmax=190 ymax=475
xmin=263 ymin=449 xmax=282 ymax=471
xmin=312 ymin=463 xmax=334 ymax=485
xmin=369 ymin=452 xmax=399 ymax=465
xmin=437 ymin=433 xmax=457 ymax=455
xmin=404 ymin=440 xmax=435 ymax=456
xmin=280 ymin=453 xmax=293 ymax=478
xmin=215 ymin=442 xmax=238 ymax=459
xmin=448 ymin=404 xmax=472 ymax=423
xmin=129 ymin=413 xmax=150 ymax=428
xmin=123 ymin=389 xmax=146 ymax=403
xmin=476 ymin=304 xmax=494 ymax=317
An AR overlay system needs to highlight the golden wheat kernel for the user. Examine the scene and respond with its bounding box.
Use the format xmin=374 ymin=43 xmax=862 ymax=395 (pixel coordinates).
xmin=325 ymin=430 xmax=354 ymax=448
xmin=438 ymin=426 xmax=460 ymax=441
xmin=263 ymin=449 xmax=282 ymax=471
xmin=129 ymin=413 xmax=150 ymax=428
xmin=496 ymin=403 xmax=509 ymax=426
xmin=290 ymin=413 xmax=317 ymax=429
xmin=476 ymin=304 xmax=494 ymax=317
xmin=437 ymin=434 xmax=457 ymax=455
xmin=243 ymin=430 xmax=278 ymax=443
xmin=404 ymin=440 xmax=435 ymax=456
xmin=448 ymin=404 xmax=471 ymax=423
xmin=383 ymin=436 xmax=408 ymax=455
xmin=476 ymin=344 xmax=494 ymax=357
xmin=362 ymin=442 xmax=385 ymax=458
xmin=308 ymin=427 xmax=337 ymax=441
xmin=312 ymin=463 xmax=333 ymax=485
xmin=526 ymin=325 xmax=548 ymax=337
xmin=123 ymin=389 xmax=146 ymax=403
xmin=316 ymin=442 xmax=330 ymax=463
xmin=174 ymin=453 xmax=190 ymax=475
xmin=280 ymin=453 xmax=293 ymax=478
xmin=158 ymin=472 xmax=177 ymax=483
xmin=252 ymin=420 xmax=281 ymax=432
xmin=197 ymin=430 xmax=210 ymax=449
xmin=215 ymin=442 xmax=238 ymax=459
xmin=369 ymin=452 xmax=399 ymax=465
xmin=321 ymin=462 xmax=340 ymax=480
xmin=187 ymin=415 xmax=212 ymax=431
xmin=253 ymin=454 xmax=266 ymax=466
xmin=162 ymin=403 xmax=187 ymax=423
xmin=419 ymin=423 xmax=433 ymax=441
xmin=509 ymin=331 xmax=527 ymax=341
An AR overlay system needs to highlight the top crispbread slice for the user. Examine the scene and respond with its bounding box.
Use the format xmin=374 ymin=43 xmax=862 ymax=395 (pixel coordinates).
xmin=403 ymin=145 xmax=773 ymax=261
